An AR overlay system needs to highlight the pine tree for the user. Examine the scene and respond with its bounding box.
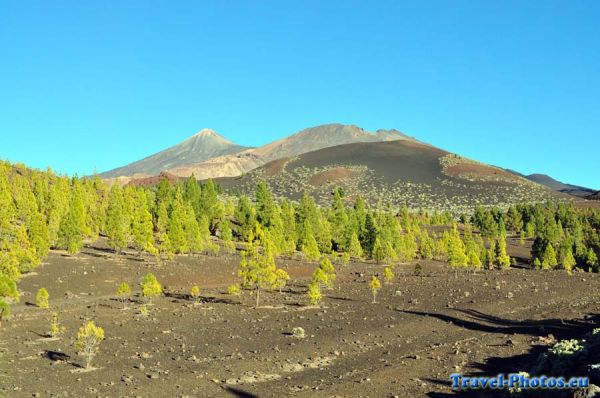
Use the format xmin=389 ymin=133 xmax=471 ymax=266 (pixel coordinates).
xmin=329 ymin=187 xmax=349 ymax=250
xmin=220 ymin=219 xmax=235 ymax=252
xmin=541 ymin=243 xmax=558 ymax=269
xmin=57 ymin=202 xmax=84 ymax=255
xmin=132 ymin=190 xmax=156 ymax=254
xmin=255 ymin=181 xmax=276 ymax=228
xmin=300 ymin=221 xmax=321 ymax=261
xmin=183 ymin=203 xmax=204 ymax=253
xmin=447 ymin=225 xmax=467 ymax=267
xmin=372 ymin=237 xmax=385 ymax=264
xmin=586 ymin=248 xmax=598 ymax=269
xmin=560 ymin=245 xmax=576 ymax=272
xmin=183 ymin=175 xmax=202 ymax=216
xmin=105 ymin=185 xmax=128 ymax=253
xmin=167 ymin=192 xmax=188 ymax=254
xmin=347 ymin=231 xmax=363 ymax=259
xmin=495 ymin=236 xmax=511 ymax=269
xmin=199 ymin=179 xmax=219 ymax=229
xmin=317 ymin=257 xmax=336 ymax=288
xmin=361 ymin=213 xmax=378 ymax=257
xmin=238 ymin=227 xmax=278 ymax=307
xmin=234 ymin=195 xmax=256 ymax=241
xmin=467 ymin=249 xmax=482 ymax=269
xmin=419 ymin=230 xmax=434 ymax=260
xmin=29 ymin=210 xmax=50 ymax=260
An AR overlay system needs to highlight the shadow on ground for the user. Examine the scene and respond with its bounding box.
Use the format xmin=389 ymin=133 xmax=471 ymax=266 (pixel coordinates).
xmin=400 ymin=309 xmax=599 ymax=397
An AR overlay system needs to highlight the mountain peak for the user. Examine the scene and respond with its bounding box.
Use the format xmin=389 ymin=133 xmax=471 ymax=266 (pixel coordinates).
xmin=100 ymin=128 xmax=248 ymax=178
xmin=194 ymin=128 xmax=219 ymax=137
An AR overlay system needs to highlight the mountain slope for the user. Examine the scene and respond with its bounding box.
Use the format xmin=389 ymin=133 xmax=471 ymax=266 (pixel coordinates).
xmin=524 ymin=174 xmax=596 ymax=198
xmin=167 ymin=124 xmax=415 ymax=179
xmin=217 ymin=140 xmax=574 ymax=212
xmin=100 ymin=129 xmax=250 ymax=178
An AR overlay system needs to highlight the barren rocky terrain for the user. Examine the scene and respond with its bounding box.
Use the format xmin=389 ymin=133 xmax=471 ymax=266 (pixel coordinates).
xmin=2 ymin=238 xmax=598 ymax=398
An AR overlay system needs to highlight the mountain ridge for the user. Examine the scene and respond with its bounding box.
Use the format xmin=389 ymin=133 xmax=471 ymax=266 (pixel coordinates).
xmin=101 ymin=123 xmax=415 ymax=180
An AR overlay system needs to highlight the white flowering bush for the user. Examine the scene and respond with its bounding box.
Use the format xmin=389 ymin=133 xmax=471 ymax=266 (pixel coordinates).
xmin=548 ymin=339 xmax=584 ymax=357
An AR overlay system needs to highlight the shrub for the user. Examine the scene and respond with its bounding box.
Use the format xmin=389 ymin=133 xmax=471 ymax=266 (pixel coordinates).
xmin=36 ymin=288 xmax=49 ymax=308
xmin=548 ymin=339 xmax=584 ymax=357
xmin=292 ymin=326 xmax=306 ymax=339
xmin=0 ymin=298 xmax=10 ymax=327
xmin=227 ymin=284 xmax=240 ymax=295
xmin=75 ymin=320 xmax=105 ymax=369
xmin=140 ymin=273 xmax=162 ymax=303
xmin=116 ymin=282 xmax=131 ymax=308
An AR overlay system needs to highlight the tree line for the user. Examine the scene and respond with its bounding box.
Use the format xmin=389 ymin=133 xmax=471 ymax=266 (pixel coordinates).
xmin=1 ymin=160 xmax=599 ymax=322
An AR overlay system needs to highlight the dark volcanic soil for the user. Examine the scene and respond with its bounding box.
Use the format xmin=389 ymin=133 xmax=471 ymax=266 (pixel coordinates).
xmin=1 ymin=239 xmax=598 ymax=397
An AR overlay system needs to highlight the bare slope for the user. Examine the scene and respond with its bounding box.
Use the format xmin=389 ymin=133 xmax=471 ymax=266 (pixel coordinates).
xmin=218 ymin=140 xmax=571 ymax=212
xmin=100 ymin=129 xmax=250 ymax=178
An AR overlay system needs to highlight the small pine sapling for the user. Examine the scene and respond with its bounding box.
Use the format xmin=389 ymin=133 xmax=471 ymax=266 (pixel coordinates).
xmin=190 ymin=285 xmax=201 ymax=302
xmin=36 ymin=288 xmax=49 ymax=308
xmin=414 ymin=263 xmax=422 ymax=277
xmin=318 ymin=257 xmax=336 ymax=289
xmin=369 ymin=275 xmax=381 ymax=304
xmin=140 ymin=273 xmax=162 ymax=304
xmin=274 ymin=269 xmax=290 ymax=293
xmin=76 ymin=320 xmax=105 ymax=369
xmin=383 ymin=266 xmax=394 ymax=284
xmin=49 ymin=312 xmax=66 ymax=338
xmin=139 ymin=305 xmax=149 ymax=317
xmin=307 ymin=282 xmax=322 ymax=306
xmin=116 ymin=282 xmax=131 ymax=309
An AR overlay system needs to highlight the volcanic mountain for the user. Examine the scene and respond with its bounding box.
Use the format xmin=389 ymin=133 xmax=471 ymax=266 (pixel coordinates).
xmin=166 ymin=124 xmax=415 ymax=179
xmin=100 ymin=129 xmax=250 ymax=178
xmin=216 ymin=140 xmax=580 ymax=212
xmin=102 ymin=124 xmax=414 ymax=180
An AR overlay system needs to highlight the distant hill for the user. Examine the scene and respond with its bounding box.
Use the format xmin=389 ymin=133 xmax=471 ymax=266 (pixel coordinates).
xmin=99 ymin=129 xmax=250 ymax=178
xmin=523 ymin=173 xmax=596 ymax=198
xmin=216 ymin=140 xmax=568 ymax=213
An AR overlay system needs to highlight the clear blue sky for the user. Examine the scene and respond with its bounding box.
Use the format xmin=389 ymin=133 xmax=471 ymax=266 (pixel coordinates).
xmin=1 ymin=1 xmax=598 ymax=188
